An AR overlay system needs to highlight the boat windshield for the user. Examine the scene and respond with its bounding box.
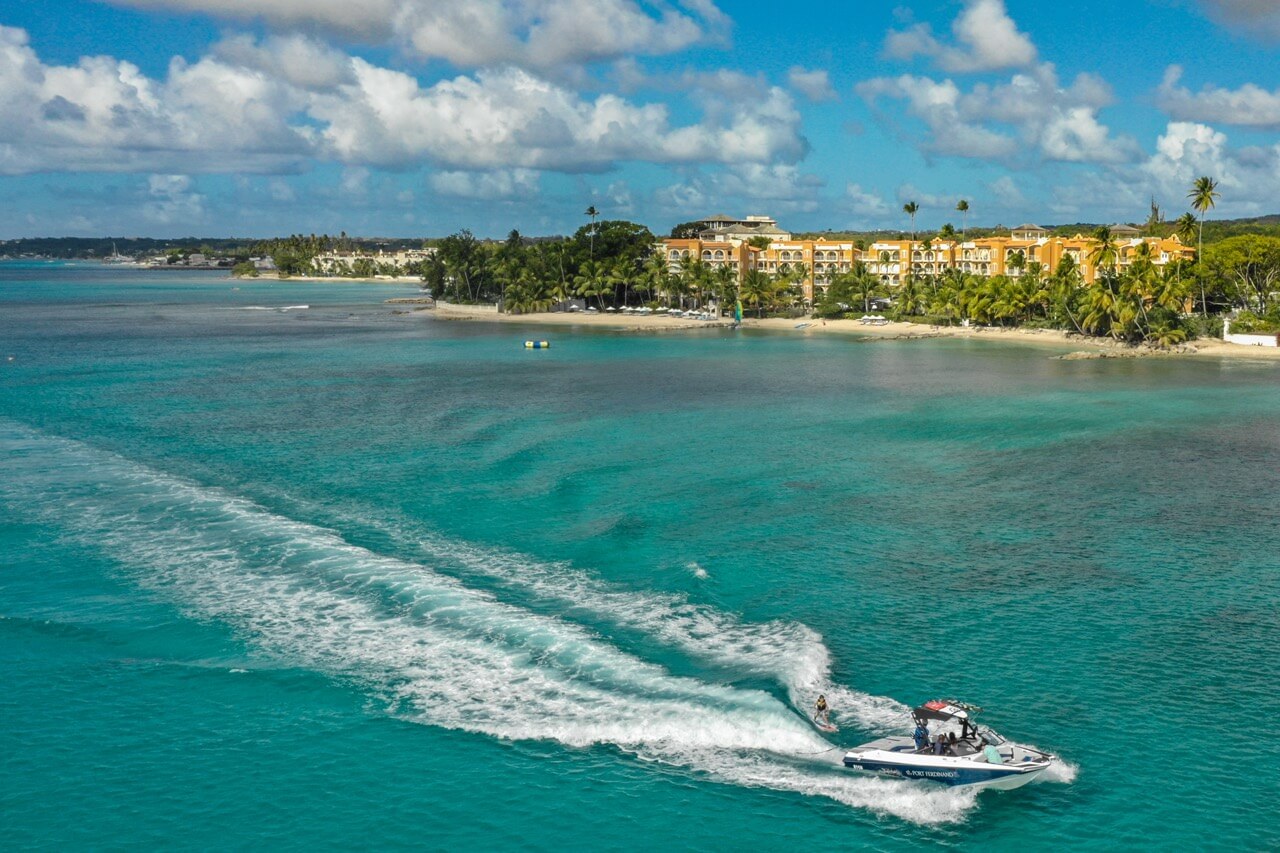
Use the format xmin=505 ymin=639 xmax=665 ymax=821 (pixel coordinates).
xmin=978 ymin=726 xmax=1006 ymax=746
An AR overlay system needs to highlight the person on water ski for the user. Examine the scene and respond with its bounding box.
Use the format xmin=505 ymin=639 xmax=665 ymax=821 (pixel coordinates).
xmin=813 ymin=694 xmax=831 ymax=727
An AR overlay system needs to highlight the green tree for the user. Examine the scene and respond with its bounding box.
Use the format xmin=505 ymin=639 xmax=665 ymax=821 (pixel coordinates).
xmin=711 ymin=264 xmax=738 ymax=315
xmin=822 ymin=263 xmax=883 ymax=315
xmin=1006 ymin=249 xmax=1027 ymax=277
xmin=903 ymin=201 xmax=919 ymax=239
xmin=437 ymin=230 xmax=492 ymax=303
xmin=573 ymin=259 xmax=609 ymax=308
xmin=740 ymin=269 xmax=773 ymax=317
xmin=642 ymin=253 xmax=671 ymax=306
xmin=1204 ymin=235 xmax=1280 ymax=313
xmin=607 ymin=259 xmax=641 ymax=308
xmin=1188 ymin=175 xmax=1220 ymax=315
xmin=572 ymin=220 xmax=654 ymax=267
xmin=956 ymin=199 xmax=969 ymax=237
xmin=503 ymin=266 xmax=557 ymax=315
xmin=894 ymin=275 xmax=925 ymax=317
xmin=584 ymin=205 xmax=600 ymax=258
xmin=352 ymin=257 xmax=377 ymax=278
xmin=1087 ymin=226 xmax=1119 ymax=274
xmin=669 ymin=220 xmax=707 ymax=239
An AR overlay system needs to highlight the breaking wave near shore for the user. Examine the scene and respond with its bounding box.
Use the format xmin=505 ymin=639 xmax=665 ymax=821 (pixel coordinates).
xmin=0 ymin=420 xmax=1050 ymax=825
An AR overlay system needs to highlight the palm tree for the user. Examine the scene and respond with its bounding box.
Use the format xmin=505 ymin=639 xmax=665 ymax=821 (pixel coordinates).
xmin=1168 ymin=211 xmax=1198 ymax=301
xmin=903 ymin=201 xmax=919 ymax=239
xmin=642 ymin=253 xmax=670 ymax=306
xmin=1087 ymin=226 xmax=1119 ymax=273
xmin=895 ymin=275 xmax=924 ymax=317
xmin=607 ymin=260 xmax=637 ymax=308
xmin=712 ymin=264 xmax=737 ymax=315
xmin=584 ymin=205 xmax=600 ymax=259
xmin=1006 ymin=249 xmax=1027 ymax=277
xmin=956 ymin=200 xmax=969 ymax=238
xmin=573 ymin=260 xmax=607 ymax=308
xmin=853 ymin=270 xmax=884 ymax=313
xmin=678 ymin=255 xmax=711 ymax=309
xmin=1174 ymin=211 xmax=1198 ymax=245
xmin=1187 ymin=176 xmax=1219 ymax=315
xmin=740 ymin=269 xmax=773 ymax=318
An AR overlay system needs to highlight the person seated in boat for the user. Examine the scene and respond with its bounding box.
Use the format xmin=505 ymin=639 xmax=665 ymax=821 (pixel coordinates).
xmin=933 ymin=733 xmax=947 ymax=755
xmin=813 ymin=695 xmax=830 ymax=727
xmin=948 ymin=732 xmax=959 ymax=750
xmin=913 ymin=720 xmax=930 ymax=751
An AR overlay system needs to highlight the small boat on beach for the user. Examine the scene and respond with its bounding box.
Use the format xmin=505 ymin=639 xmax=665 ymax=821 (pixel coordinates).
xmin=842 ymin=700 xmax=1055 ymax=789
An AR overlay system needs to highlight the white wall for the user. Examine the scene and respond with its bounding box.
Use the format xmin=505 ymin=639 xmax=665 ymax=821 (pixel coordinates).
xmin=1223 ymin=319 xmax=1279 ymax=347
xmin=1224 ymin=333 xmax=1279 ymax=347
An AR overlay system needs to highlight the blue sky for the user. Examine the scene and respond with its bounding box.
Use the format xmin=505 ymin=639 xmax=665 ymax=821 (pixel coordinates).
xmin=2 ymin=0 xmax=1279 ymax=238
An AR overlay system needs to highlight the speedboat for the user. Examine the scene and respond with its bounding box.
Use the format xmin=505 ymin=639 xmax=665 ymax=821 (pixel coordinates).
xmin=842 ymin=700 xmax=1055 ymax=789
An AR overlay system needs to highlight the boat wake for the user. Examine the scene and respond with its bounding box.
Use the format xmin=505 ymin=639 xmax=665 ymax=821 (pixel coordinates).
xmin=0 ymin=421 xmax=1028 ymax=824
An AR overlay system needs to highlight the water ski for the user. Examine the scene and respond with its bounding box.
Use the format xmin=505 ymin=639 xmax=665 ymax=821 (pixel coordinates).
xmin=814 ymin=720 xmax=838 ymax=733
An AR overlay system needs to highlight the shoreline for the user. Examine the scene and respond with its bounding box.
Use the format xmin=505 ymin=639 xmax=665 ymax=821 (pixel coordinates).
xmin=233 ymin=272 xmax=424 ymax=283
xmin=423 ymin=302 xmax=1280 ymax=361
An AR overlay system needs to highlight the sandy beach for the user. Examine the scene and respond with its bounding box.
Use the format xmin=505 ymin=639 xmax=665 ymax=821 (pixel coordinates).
xmin=421 ymin=302 xmax=1280 ymax=361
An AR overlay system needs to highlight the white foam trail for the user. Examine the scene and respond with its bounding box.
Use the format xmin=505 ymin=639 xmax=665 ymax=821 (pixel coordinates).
xmin=0 ymin=422 xmax=978 ymax=825
xmin=331 ymin=516 xmax=910 ymax=732
xmin=275 ymin=499 xmax=1065 ymax=768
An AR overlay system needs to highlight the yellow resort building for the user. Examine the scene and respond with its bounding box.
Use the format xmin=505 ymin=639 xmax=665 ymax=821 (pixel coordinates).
xmin=661 ymin=215 xmax=1196 ymax=301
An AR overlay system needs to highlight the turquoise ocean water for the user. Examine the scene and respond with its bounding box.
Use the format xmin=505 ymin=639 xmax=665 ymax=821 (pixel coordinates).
xmin=2 ymin=262 xmax=1278 ymax=849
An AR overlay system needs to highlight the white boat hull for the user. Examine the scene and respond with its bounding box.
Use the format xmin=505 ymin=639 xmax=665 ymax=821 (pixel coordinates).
xmin=842 ymin=737 xmax=1053 ymax=788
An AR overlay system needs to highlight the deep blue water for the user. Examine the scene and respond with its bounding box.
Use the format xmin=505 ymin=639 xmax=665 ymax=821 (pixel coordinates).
xmin=2 ymin=262 xmax=1278 ymax=849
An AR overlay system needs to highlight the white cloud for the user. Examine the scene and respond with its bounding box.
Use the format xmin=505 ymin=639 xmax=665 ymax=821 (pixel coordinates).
xmin=845 ymin=183 xmax=890 ymax=217
xmin=0 ymin=26 xmax=806 ymax=177
xmin=211 ymin=33 xmax=355 ymax=91
xmin=601 ymin=180 xmax=635 ymax=214
xmin=859 ymin=64 xmax=1138 ymax=165
xmin=429 ymin=168 xmax=540 ymax=200
xmin=111 ymin=0 xmax=397 ymax=38
xmin=0 ymin=26 xmax=314 ymax=174
xmin=144 ymin=173 xmax=206 ymax=223
xmin=655 ymin=164 xmax=824 ymax=214
xmin=339 ymin=166 xmax=370 ymax=195
xmin=1039 ymin=107 xmax=1133 ymax=164
xmin=108 ymin=0 xmax=729 ymax=71
xmin=895 ymin=183 xmax=960 ymax=211
xmin=988 ymin=175 xmax=1024 ymax=207
xmin=1042 ymin=121 xmax=1280 ymax=221
xmin=884 ymin=0 xmax=1037 ymax=73
xmin=1197 ymin=0 xmax=1280 ymax=40
xmin=1142 ymin=121 xmax=1238 ymax=198
xmin=857 ymin=75 xmax=1018 ymax=159
xmin=1157 ymin=65 xmax=1280 ymax=129
xmin=312 ymin=63 xmax=806 ymax=172
xmin=268 ymin=178 xmax=296 ymax=201
xmin=787 ymin=67 xmax=837 ymax=102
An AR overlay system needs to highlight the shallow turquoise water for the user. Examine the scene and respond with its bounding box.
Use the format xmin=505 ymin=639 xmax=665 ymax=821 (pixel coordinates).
xmin=2 ymin=263 xmax=1278 ymax=849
